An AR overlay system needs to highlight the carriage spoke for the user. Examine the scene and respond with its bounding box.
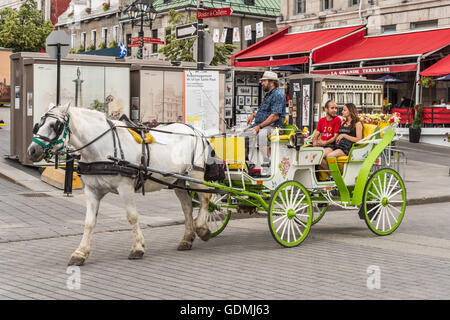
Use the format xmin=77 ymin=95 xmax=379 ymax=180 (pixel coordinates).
xmin=382 ymin=173 xmax=388 ymax=196
xmin=278 ymin=192 xmax=289 ymax=210
xmin=385 ymin=208 xmax=392 ymax=230
xmin=292 ymin=195 xmax=306 ymax=211
xmin=370 ymin=206 xmax=383 ymax=224
xmin=375 ymin=208 xmax=383 ymax=230
xmin=386 ymin=206 xmax=398 ymax=224
xmin=389 ymin=204 xmax=402 ymax=214
xmin=373 ymin=176 xmax=383 ymax=197
xmin=292 ymin=218 xmax=303 ymax=238
xmin=367 ymin=203 xmax=382 ymax=214
xmin=280 ymin=219 xmax=289 ymax=240
xmin=287 ymin=220 xmax=291 ymax=242
xmin=293 ymin=216 xmax=308 ymax=229
xmin=291 ymin=188 xmax=301 ymax=209
xmin=275 ymin=216 xmax=289 ymax=233
xmin=290 ymin=220 xmax=296 ymax=240
xmin=273 ymin=214 xmax=287 ymax=224
xmin=388 ymin=188 xmax=403 ymax=199
xmin=385 ymin=174 xmax=394 ymax=197
xmin=386 ymin=180 xmax=399 ymax=198
xmin=368 ymin=190 xmax=381 ymax=200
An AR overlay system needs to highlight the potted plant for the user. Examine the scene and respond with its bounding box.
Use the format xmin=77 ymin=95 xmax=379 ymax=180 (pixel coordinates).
xmin=102 ymin=2 xmax=110 ymax=11
xmin=416 ymin=77 xmax=436 ymax=89
xmin=87 ymin=44 xmax=95 ymax=52
xmin=85 ymin=7 xmax=91 ymax=14
xmin=98 ymin=42 xmax=106 ymax=50
xmin=409 ymin=103 xmax=423 ymax=143
xmin=445 ymin=132 xmax=450 ymax=143
xmin=109 ymin=41 xmax=118 ymax=48
xmin=77 ymin=45 xmax=85 ymax=53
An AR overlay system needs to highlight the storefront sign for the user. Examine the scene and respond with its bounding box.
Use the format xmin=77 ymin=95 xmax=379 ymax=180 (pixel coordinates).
xmin=256 ymin=22 xmax=264 ymax=39
xmin=184 ymin=70 xmax=220 ymax=135
xmin=197 ymin=7 xmax=232 ymax=19
xmin=311 ymin=64 xmax=417 ymax=76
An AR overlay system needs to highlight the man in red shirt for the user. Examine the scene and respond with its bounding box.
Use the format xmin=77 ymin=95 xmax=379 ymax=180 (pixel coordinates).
xmin=312 ymin=100 xmax=341 ymax=147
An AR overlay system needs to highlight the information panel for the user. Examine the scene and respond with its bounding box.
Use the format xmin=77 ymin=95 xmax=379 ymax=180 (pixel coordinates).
xmin=184 ymin=70 xmax=220 ymax=135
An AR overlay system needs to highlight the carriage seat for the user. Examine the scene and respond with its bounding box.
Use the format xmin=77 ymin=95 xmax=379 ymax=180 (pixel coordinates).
xmin=335 ymin=123 xmax=379 ymax=163
xmin=209 ymin=136 xmax=246 ymax=170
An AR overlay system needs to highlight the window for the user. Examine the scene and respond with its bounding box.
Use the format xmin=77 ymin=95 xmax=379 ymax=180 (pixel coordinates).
xmin=381 ymin=24 xmax=396 ymax=34
xmin=411 ymin=20 xmax=438 ymax=30
xmin=87 ymin=0 xmax=91 ymax=8
xmin=349 ymin=0 xmax=359 ymax=6
xmin=102 ymin=28 xmax=108 ymax=47
xmin=91 ymin=30 xmax=96 ymax=49
xmin=126 ymin=33 xmax=132 ymax=56
xmin=165 ymin=28 xmax=171 ymax=45
xmin=295 ymin=0 xmax=306 ymax=14
xmin=81 ymin=32 xmax=86 ymax=50
xmin=247 ymin=30 xmax=256 ymax=47
xmin=152 ymin=29 xmax=158 ymax=54
xmin=71 ymin=34 xmax=76 ymax=49
xmin=244 ymin=0 xmax=255 ymax=5
xmin=321 ymin=0 xmax=333 ymax=10
xmin=225 ymin=27 xmax=233 ymax=44
xmin=113 ymin=25 xmax=119 ymax=43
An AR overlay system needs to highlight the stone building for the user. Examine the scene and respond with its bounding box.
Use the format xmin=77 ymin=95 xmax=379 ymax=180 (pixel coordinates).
xmin=278 ymin=0 xmax=450 ymax=35
xmin=0 ymin=0 xmax=52 ymax=20
xmin=56 ymin=0 xmax=280 ymax=61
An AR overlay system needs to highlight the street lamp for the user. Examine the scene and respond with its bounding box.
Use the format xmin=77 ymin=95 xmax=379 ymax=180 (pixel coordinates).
xmin=126 ymin=0 xmax=157 ymax=59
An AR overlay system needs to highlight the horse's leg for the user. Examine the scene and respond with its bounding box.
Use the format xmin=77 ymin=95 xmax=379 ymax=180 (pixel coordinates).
xmin=117 ymin=183 xmax=146 ymax=260
xmin=195 ymin=192 xmax=212 ymax=241
xmin=173 ymin=181 xmax=196 ymax=250
xmin=68 ymin=186 xmax=105 ymax=266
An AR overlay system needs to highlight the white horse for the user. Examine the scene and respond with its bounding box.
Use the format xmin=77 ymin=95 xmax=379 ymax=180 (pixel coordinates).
xmin=27 ymin=104 xmax=213 ymax=266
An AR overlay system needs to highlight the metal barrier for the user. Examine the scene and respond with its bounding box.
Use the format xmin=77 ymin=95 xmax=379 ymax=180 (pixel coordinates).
xmin=372 ymin=144 xmax=407 ymax=180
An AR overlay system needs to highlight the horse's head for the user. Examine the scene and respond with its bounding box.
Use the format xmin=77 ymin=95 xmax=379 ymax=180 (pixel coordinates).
xmin=27 ymin=103 xmax=71 ymax=162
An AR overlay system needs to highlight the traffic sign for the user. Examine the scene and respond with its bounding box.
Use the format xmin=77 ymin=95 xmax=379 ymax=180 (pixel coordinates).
xmin=176 ymin=23 xmax=198 ymax=40
xmin=46 ymin=30 xmax=71 ymax=60
xmin=197 ymin=7 xmax=232 ymax=19
xmin=129 ymin=37 xmax=165 ymax=45
xmin=194 ymin=31 xmax=214 ymax=67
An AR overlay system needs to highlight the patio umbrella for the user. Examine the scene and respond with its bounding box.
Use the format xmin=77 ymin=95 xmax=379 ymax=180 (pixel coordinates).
xmin=435 ymin=74 xmax=450 ymax=81
xmin=376 ymin=75 xmax=405 ymax=104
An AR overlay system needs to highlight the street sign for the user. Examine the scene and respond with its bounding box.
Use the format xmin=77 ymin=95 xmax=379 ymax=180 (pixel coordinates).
xmin=46 ymin=30 xmax=71 ymax=60
xmin=197 ymin=7 xmax=232 ymax=19
xmin=129 ymin=37 xmax=165 ymax=45
xmin=176 ymin=23 xmax=198 ymax=40
xmin=194 ymin=32 xmax=214 ymax=67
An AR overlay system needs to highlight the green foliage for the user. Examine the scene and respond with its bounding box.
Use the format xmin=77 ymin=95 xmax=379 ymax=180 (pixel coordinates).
xmin=0 ymin=0 xmax=54 ymax=52
xmin=158 ymin=9 xmax=235 ymax=65
xmin=91 ymin=100 xmax=105 ymax=113
xmin=77 ymin=46 xmax=85 ymax=53
xmin=87 ymin=44 xmax=95 ymax=52
xmin=410 ymin=104 xmax=424 ymax=129
xmin=70 ymin=49 xmax=76 ymax=54
xmin=98 ymin=42 xmax=106 ymax=50
xmin=109 ymin=41 xmax=118 ymax=48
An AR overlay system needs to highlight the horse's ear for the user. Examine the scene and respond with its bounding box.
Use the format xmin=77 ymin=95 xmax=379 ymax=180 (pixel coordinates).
xmin=64 ymin=102 xmax=71 ymax=114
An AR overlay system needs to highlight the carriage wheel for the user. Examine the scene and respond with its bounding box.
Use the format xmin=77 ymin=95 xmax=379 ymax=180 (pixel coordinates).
xmin=268 ymin=181 xmax=313 ymax=247
xmin=362 ymin=168 xmax=406 ymax=236
xmin=191 ymin=192 xmax=232 ymax=238
xmin=312 ymin=203 xmax=328 ymax=225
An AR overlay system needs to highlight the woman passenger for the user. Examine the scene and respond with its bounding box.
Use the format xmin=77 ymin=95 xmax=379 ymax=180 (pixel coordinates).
xmin=320 ymin=103 xmax=363 ymax=173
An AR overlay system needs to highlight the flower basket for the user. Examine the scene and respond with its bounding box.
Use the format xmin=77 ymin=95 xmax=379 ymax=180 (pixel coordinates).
xmin=416 ymin=77 xmax=436 ymax=88
xmin=445 ymin=132 xmax=450 ymax=142
xmin=85 ymin=7 xmax=91 ymax=14
xmin=102 ymin=2 xmax=110 ymax=11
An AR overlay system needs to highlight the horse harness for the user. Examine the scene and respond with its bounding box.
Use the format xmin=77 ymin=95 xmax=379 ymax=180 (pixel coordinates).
xmin=32 ymin=111 xmax=222 ymax=195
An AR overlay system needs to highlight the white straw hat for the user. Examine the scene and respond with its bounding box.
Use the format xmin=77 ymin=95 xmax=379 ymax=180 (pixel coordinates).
xmin=260 ymin=71 xmax=279 ymax=81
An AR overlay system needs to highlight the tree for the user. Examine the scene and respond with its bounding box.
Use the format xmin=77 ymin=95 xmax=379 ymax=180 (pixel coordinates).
xmin=0 ymin=0 xmax=54 ymax=52
xmin=158 ymin=9 xmax=236 ymax=66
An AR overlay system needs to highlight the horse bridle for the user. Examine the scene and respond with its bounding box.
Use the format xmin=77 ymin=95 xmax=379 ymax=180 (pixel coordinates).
xmin=32 ymin=112 xmax=70 ymax=158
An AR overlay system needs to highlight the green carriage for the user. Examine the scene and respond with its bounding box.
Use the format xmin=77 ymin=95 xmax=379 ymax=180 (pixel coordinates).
xmin=193 ymin=123 xmax=406 ymax=247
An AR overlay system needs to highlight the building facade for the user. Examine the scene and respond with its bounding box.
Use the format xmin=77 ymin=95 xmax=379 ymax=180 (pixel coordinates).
xmin=56 ymin=0 xmax=279 ymax=61
xmin=279 ymin=0 xmax=450 ymax=35
xmin=0 ymin=0 xmax=52 ymax=20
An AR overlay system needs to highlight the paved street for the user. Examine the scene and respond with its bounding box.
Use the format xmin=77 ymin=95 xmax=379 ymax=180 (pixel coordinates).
xmin=0 ymin=165 xmax=449 ymax=299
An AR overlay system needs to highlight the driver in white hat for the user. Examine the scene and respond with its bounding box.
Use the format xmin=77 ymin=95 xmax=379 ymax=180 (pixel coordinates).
xmin=245 ymin=71 xmax=286 ymax=163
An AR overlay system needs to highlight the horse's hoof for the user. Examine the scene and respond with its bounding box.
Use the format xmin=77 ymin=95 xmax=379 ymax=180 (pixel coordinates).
xmin=68 ymin=255 xmax=86 ymax=266
xmin=128 ymin=250 xmax=145 ymax=260
xmin=196 ymin=227 xmax=211 ymax=241
xmin=177 ymin=241 xmax=193 ymax=251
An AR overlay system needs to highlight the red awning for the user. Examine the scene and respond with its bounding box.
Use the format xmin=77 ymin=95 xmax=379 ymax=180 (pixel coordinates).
xmin=420 ymin=55 xmax=450 ymax=77
xmin=232 ymin=25 xmax=364 ymax=68
xmin=311 ymin=63 xmax=417 ymax=75
xmin=313 ymin=28 xmax=450 ymax=65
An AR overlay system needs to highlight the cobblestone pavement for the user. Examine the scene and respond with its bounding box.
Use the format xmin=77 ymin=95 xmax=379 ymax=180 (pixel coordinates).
xmin=0 ymin=194 xmax=449 ymax=299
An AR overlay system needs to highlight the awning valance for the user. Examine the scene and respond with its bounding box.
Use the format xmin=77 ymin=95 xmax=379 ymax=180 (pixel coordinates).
xmin=313 ymin=28 xmax=450 ymax=65
xmin=232 ymin=25 xmax=364 ymax=68
xmin=311 ymin=63 xmax=417 ymax=76
xmin=420 ymin=55 xmax=450 ymax=77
